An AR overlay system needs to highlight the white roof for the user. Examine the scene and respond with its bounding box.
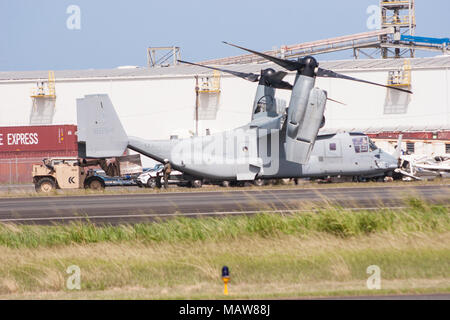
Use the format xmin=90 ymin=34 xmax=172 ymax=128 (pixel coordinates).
xmin=1 ymin=55 xmax=449 ymax=81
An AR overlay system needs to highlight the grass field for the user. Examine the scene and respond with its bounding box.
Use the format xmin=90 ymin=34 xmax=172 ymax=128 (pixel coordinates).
xmin=0 ymin=199 xmax=449 ymax=299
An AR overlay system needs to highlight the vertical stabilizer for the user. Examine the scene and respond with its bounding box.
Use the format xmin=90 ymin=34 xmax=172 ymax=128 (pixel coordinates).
xmin=77 ymin=94 xmax=128 ymax=158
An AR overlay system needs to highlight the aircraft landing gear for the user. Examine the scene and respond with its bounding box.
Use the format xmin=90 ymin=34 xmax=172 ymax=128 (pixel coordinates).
xmin=190 ymin=180 xmax=203 ymax=188
xmin=253 ymin=178 xmax=265 ymax=187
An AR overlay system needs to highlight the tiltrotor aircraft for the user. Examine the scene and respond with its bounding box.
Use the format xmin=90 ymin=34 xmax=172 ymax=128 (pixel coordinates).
xmin=177 ymin=59 xmax=399 ymax=182
xmin=77 ymin=42 xmax=412 ymax=183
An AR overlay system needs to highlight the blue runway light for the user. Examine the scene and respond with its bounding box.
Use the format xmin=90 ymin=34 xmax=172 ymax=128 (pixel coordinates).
xmin=221 ymin=266 xmax=230 ymax=295
xmin=222 ymin=266 xmax=230 ymax=278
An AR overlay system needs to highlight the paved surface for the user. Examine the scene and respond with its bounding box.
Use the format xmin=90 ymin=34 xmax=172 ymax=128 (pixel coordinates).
xmin=0 ymin=184 xmax=449 ymax=225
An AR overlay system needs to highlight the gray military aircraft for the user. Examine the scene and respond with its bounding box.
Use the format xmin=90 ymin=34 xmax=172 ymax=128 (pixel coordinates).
xmin=77 ymin=42 xmax=411 ymax=184
xmin=178 ymin=60 xmax=345 ymax=123
xmin=178 ymin=59 xmax=293 ymax=121
xmin=177 ymin=60 xmax=398 ymax=183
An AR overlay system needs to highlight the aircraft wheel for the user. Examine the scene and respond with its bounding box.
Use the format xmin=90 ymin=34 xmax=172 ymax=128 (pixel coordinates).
xmin=35 ymin=177 xmax=56 ymax=193
xmin=191 ymin=180 xmax=202 ymax=188
xmin=253 ymin=178 xmax=265 ymax=187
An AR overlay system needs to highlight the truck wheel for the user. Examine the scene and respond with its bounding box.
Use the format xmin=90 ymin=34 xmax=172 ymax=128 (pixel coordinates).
xmin=147 ymin=178 xmax=158 ymax=189
xmin=191 ymin=180 xmax=202 ymax=188
xmin=86 ymin=177 xmax=105 ymax=190
xmin=35 ymin=177 xmax=56 ymax=193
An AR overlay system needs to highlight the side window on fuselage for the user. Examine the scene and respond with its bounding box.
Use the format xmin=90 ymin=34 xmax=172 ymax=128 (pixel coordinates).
xmin=329 ymin=143 xmax=337 ymax=151
xmin=352 ymin=136 xmax=369 ymax=153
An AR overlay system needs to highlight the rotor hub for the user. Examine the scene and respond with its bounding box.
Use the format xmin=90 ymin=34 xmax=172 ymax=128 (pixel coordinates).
xmin=259 ymin=68 xmax=276 ymax=86
xmin=300 ymin=56 xmax=318 ymax=77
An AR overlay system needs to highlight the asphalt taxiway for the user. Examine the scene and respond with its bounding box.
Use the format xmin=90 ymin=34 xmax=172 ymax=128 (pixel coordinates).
xmin=0 ymin=184 xmax=449 ymax=224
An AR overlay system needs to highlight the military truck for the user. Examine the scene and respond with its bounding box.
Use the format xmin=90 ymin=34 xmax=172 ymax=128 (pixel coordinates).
xmin=32 ymin=155 xmax=142 ymax=193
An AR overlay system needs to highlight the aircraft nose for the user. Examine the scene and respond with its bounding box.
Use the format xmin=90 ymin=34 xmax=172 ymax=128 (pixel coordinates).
xmin=384 ymin=152 xmax=399 ymax=169
xmin=388 ymin=161 xmax=398 ymax=169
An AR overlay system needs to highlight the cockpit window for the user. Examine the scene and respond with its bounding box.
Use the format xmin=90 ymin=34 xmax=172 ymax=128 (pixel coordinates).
xmin=255 ymin=95 xmax=274 ymax=114
xmin=352 ymin=137 xmax=369 ymax=153
xmin=369 ymin=138 xmax=378 ymax=152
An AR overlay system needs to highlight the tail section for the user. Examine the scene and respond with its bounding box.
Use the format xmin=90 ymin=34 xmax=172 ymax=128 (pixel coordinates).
xmin=77 ymin=94 xmax=128 ymax=158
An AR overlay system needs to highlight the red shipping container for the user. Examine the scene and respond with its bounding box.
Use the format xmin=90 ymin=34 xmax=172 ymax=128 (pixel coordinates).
xmin=0 ymin=125 xmax=78 ymax=183
xmin=0 ymin=125 xmax=77 ymax=157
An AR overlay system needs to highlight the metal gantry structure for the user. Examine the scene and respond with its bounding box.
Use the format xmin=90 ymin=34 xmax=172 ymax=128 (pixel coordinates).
xmin=197 ymin=0 xmax=448 ymax=65
xmin=147 ymin=46 xmax=181 ymax=68
xmin=379 ymin=0 xmax=416 ymax=58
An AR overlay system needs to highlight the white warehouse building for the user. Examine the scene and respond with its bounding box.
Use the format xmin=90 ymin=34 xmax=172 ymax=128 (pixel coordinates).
xmin=0 ymin=55 xmax=449 ymax=166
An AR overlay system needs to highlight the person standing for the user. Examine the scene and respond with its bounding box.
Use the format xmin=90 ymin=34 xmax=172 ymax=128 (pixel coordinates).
xmin=163 ymin=159 xmax=172 ymax=189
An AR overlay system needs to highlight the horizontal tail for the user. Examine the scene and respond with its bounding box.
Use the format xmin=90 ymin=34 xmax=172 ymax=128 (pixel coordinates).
xmin=76 ymin=94 xmax=128 ymax=158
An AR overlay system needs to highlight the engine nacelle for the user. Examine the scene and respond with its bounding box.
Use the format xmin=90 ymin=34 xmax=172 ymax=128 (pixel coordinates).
xmin=285 ymin=88 xmax=327 ymax=164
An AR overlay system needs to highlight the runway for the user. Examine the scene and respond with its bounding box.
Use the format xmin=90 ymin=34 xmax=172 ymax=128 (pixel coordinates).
xmin=0 ymin=184 xmax=449 ymax=225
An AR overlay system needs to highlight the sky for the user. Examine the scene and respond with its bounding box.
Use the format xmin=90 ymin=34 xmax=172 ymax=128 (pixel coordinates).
xmin=1 ymin=0 xmax=450 ymax=71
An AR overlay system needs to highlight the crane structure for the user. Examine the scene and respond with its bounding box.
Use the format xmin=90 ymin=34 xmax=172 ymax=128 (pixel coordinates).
xmin=379 ymin=0 xmax=416 ymax=58
xmin=197 ymin=0 xmax=448 ymax=65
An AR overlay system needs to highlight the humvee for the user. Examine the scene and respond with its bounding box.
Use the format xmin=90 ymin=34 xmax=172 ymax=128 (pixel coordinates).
xmin=32 ymin=158 xmax=106 ymax=193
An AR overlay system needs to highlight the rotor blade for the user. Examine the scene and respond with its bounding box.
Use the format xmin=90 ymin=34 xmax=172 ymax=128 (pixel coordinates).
xmin=178 ymin=60 xmax=259 ymax=82
xmin=264 ymin=71 xmax=293 ymax=90
xmin=327 ymin=97 xmax=347 ymax=106
xmin=273 ymin=80 xmax=293 ymax=90
xmin=317 ymin=68 xmax=413 ymax=94
xmin=223 ymin=41 xmax=303 ymax=71
xmin=269 ymin=71 xmax=288 ymax=83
